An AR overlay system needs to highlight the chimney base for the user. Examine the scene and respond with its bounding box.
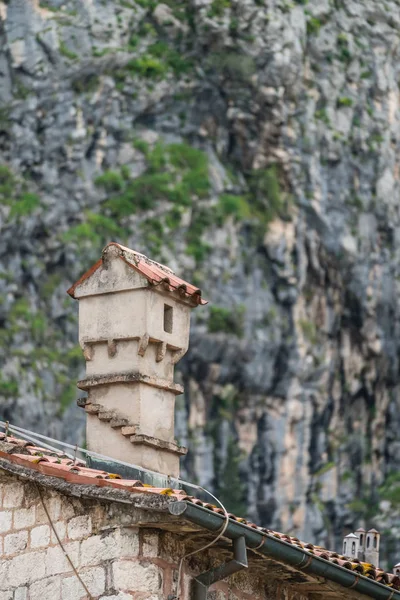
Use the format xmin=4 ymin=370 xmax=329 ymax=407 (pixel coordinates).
xmin=86 ymin=413 xmax=186 ymax=478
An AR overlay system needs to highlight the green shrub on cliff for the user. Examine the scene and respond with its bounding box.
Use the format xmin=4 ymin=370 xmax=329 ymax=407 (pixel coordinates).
xmin=208 ymin=305 xmax=245 ymax=337
xmin=208 ymin=0 xmax=231 ymax=17
xmin=218 ymin=194 xmax=251 ymax=222
xmin=0 ymin=165 xmax=14 ymax=198
xmin=63 ymin=212 xmax=125 ymax=246
xmin=379 ymin=472 xmax=400 ymax=507
xmin=0 ymin=165 xmax=42 ymax=220
xmin=0 ymin=376 xmax=18 ymax=397
xmin=59 ymin=42 xmax=78 ymax=61
xmin=94 ymin=171 xmax=125 ymax=192
xmin=216 ymin=438 xmax=246 ymax=516
xmin=10 ymin=193 xmax=40 ymax=218
xmin=249 ymin=165 xmax=286 ymax=224
xmin=96 ymin=141 xmax=210 ymax=218
xmin=126 ymin=56 xmax=167 ymax=79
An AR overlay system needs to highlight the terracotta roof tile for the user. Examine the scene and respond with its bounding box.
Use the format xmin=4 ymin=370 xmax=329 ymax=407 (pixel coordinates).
xmin=0 ymin=432 xmax=398 ymax=591
xmin=67 ymin=242 xmax=207 ymax=306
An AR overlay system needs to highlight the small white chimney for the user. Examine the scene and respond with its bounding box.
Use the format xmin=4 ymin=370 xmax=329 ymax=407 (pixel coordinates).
xmin=355 ymin=527 xmax=366 ymax=560
xmin=343 ymin=533 xmax=359 ymax=559
xmin=365 ymin=529 xmax=380 ymax=565
xmin=342 ymin=528 xmax=380 ymax=566
xmin=393 ymin=563 xmax=400 ymax=576
xmin=68 ymin=242 xmax=206 ymax=477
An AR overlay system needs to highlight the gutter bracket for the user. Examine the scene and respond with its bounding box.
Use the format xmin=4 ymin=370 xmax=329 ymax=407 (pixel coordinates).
xmin=192 ymin=535 xmax=248 ymax=600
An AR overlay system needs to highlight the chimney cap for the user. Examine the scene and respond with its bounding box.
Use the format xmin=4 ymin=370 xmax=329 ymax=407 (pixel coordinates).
xmin=344 ymin=533 xmax=359 ymax=539
xmin=67 ymin=242 xmax=208 ymax=306
xmin=394 ymin=563 xmax=400 ymax=568
xmin=367 ymin=528 xmax=380 ymax=534
xmin=355 ymin=528 xmax=366 ymax=533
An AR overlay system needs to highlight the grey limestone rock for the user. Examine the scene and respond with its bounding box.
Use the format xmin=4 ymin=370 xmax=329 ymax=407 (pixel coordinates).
xmin=1 ymin=0 xmax=400 ymax=568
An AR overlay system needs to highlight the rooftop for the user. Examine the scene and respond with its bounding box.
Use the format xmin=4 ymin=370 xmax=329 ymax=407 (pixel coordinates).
xmin=1 ymin=431 xmax=399 ymax=598
xmin=67 ymin=242 xmax=207 ymax=305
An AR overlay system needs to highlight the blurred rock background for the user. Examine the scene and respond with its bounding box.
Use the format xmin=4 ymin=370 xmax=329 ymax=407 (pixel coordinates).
xmin=1 ymin=0 xmax=400 ymax=568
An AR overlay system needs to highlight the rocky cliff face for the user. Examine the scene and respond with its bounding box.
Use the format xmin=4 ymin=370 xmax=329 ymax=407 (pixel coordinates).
xmin=1 ymin=0 xmax=400 ymax=568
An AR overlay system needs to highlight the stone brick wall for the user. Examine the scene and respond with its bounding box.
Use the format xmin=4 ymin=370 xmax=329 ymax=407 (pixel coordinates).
xmin=0 ymin=471 xmax=309 ymax=600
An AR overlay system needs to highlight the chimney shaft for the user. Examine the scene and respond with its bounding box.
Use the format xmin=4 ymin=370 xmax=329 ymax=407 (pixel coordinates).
xmin=343 ymin=528 xmax=380 ymax=567
xmin=364 ymin=529 xmax=380 ymax=566
xmin=68 ymin=243 xmax=206 ymax=477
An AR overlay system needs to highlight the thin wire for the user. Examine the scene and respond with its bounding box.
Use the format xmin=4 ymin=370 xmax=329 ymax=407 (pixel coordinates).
xmin=0 ymin=421 xmax=83 ymax=459
xmin=174 ymin=487 xmax=230 ymax=600
xmin=35 ymin=483 xmax=94 ymax=600
xmin=0 ymin=421 xmax=227 ymax=519
xmin=0 ymin=421 xmax=216 ymax=493
xmin=0 ymin=422 xmax=77 ymax=459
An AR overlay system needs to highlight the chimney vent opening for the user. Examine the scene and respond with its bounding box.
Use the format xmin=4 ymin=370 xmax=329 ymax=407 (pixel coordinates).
xmin=374 ymin=535 xmax=377 ymax=549
xmin=164 ymin=304 xmax=173 ymax=333
xmin=367 ymin=537 xmax=370 ymax=549
xmin=360 ymin=534 xmax=364 ymax=546
xmin=352 ymin=542 xmax=356 ymax=554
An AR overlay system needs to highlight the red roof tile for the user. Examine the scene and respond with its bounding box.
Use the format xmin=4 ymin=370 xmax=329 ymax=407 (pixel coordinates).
xmin=67 ymin=242 xmax=207 ymax=305
xmin=0 ymin=432 xmax=398 ymax=592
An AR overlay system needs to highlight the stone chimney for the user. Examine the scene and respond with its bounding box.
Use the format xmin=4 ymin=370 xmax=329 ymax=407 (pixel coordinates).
xmin=342 ymin=528 xmax=380 ymax=566
xmin=67 ymin=242 xmax=207 ymax=478
xmin=393 ymin=563 xmax=400 ymax=576
xmin=355 ymin=527 xmax=366 ymax=560
xmin=343 ymin=533 xmax=359 ymax=559
xmin=364 ymin=529 xmax=380 ymax=565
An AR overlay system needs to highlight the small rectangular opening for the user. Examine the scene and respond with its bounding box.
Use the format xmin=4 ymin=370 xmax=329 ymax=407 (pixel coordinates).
xmin=164 ymin=304 xmax=173 ymax=333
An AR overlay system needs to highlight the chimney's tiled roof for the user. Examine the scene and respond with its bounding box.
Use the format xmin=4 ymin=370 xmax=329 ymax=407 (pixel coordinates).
xmin=1 ymin=431 xmax=399 ymax=592
xmin=67 ymin=242 xmax=207 ymax=305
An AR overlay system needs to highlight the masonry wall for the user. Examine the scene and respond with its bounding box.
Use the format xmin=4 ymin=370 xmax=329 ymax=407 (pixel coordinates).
xmin=0 ymin=471 xmax=309 ymax=600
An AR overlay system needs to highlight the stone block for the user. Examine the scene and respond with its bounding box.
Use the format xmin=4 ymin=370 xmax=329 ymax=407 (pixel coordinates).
xmin=80 ymin=528 xmax=139 ymax=567
xmin=0 ymin=510 xmax=12 ymax=534
xmin=31 ymin=524 xmax=51 ymax=548
xmin=112 ymin=560 xmax=162 ymax=593
xmin=29 ymin=576 xmax=61 ymax=600
xmin=60 ymin=576 xmax=86 ymax=600
xmin=13 ymin=507 xmax=35 ymax=530
xmin=45 ymin=542 xmax=80 ymax=576
xmin=4 ymin=531 xmax=28 ymax=555
xmin=8 ymin=551 xmax=46 ymax=586
xmin=67 ymin=515 xmax=92 ymax=540
xmin=142 ymin=532 xmax=159 ymax=557
xmin=36 ymin=496 xmax=61 ymax=524
xmin=0 ymin=559 xmax=9 ymax=591
xmin=61 ymin=566 xmax=105 ymax=599
xmin=3 ymin=482 xmax=24 ymax=509
xmin=13 ymin=589 xmax=28 ymax=600
xmin=50 ymin=521 xmax=67 ymax=544
xmin=60 ymin=497 xmax=76 ymax=520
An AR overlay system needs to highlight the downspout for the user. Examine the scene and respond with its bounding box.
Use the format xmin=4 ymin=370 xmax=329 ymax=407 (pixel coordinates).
xmin=193 ymin=536 xmax=248 ymax=600
xmin=169 ymin=501 xmax=400 ymax=600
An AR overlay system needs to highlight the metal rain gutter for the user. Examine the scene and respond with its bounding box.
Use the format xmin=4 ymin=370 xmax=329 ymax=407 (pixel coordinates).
xmin=193 ymin=535 xmax=248 ymax=600
xmin=169 ymin=501 xmax=400 ymax=600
